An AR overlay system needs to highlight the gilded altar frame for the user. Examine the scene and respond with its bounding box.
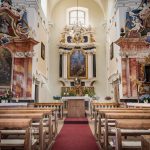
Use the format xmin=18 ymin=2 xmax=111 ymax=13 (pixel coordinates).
xmin=67 ymin=49 xmax=88 ymax=79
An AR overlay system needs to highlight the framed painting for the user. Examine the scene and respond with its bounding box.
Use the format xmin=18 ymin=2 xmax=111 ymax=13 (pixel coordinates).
xmin=68 ymin=49 xmax=88 ymax=79
xmin=41 ymin=42 xmax=45 ymax=60
xmin=0 ymin=48 xmax=12 ymax=86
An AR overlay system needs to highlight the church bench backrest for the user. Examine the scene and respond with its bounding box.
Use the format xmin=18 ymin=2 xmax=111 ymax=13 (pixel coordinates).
xmin=0 ymin=109 xmax=57 ymax=137
xmin=114 ymin=119 xmax=150 ymax=150
xmin=0 ymin=118 xmax=32 ymax=150
xmin=115 ymin=119 xmax=150 ymax=130
xmin=94 ymin=108 xmax=150 ymax=139
xmin=99 ymin=109 xmax=150 ymax=117
xmin=0 ymin=113 xmax=44 ymax=150
xmin=99 ymin=113 xmax=150 ymax=150
xmin=105 ymin=113 xmax=150 ymax=119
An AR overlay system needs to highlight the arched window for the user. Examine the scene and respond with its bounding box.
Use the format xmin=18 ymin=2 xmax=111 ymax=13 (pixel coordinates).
xmin=41 ymin=0 xmax=47 ymax=17
xmin=67 ymin=7 xmax=88 ymax=26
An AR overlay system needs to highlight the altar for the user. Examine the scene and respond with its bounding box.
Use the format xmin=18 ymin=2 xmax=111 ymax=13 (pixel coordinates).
xmin=62 ymin=96 xmax=91 ymax=117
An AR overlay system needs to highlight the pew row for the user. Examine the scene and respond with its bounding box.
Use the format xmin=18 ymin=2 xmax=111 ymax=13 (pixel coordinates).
xmin=0 ymin=109 xmax=56 ymax=150
xmin=0 ymin=113 xmax=45 ymax=150
xmin=0 ymin=108 xmax=58 ymax=139
xmin=113 ymin=119 xmax=150 ymax=150
xmin=104 ymin=113 xmax=150 ymax=150
xmin=95 ymin=108 xmax=150 ymax=140
xmin=0 ymin=119 xmax=36 ymax=150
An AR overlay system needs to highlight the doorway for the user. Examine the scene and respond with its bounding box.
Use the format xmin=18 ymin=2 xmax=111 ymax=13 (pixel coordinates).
xmin=35 ymin=84 xmax=39 ymax=102
xmin=113 ymin=80 xmax=120 ymax=103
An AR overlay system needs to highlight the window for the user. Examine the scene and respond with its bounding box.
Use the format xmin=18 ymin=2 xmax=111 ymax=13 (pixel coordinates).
xmin=41 ymin=0 xmax=47 ymax=17
xmin=110 ymin=42 xmax=114 ymax=60
xmin=67 ymin=7 xmax=88 ymax=26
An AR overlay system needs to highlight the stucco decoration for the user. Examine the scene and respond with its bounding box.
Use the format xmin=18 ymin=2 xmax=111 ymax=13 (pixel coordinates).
xmin=58 ymin=25 xmax=96 ymax=52
xmin=125 ymin=0 xmax=150 ymax=42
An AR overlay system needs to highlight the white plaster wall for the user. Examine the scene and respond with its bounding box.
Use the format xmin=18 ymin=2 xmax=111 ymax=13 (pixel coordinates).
xmin=25 ymin=4 xmax=51 ymax=101
xmin=48 ymin=0 xmax=107 ymax=101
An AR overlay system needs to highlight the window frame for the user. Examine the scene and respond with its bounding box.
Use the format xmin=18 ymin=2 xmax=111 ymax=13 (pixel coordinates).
xmin=66 ymin=7 xmax=89 ymax=26
xmin=41 ymin=0 xmax=47 ymax=17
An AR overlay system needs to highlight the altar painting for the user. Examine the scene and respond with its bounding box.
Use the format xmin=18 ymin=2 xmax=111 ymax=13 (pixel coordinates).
xmin=68 ymin=50 xmax=87 ymax=79
xmin=0 ymin=48 xmax=12 ymax=86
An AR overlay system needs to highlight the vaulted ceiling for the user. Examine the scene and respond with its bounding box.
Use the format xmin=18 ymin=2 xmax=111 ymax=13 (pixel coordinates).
xmin=48 ymin=0 xmax=108 ymax=18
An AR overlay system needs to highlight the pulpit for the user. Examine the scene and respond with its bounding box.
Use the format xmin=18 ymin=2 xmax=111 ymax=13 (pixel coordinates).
xmin=62 ymin=96 xmax=91 ymax=118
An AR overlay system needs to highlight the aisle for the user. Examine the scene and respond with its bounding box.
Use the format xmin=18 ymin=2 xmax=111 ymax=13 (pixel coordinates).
xmin=52 ymin=118 xmax=99 ymax=150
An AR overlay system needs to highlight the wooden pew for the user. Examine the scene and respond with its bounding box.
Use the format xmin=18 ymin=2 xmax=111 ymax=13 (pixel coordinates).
xmin=0 ymin=109 xmax=55 ymax=148
xmin=0 ymin=108 xmax=58 ymax=137
xmin=114 ymin=119 xmax=150 ymax=150
xmin=95 ymin=108 xmax=150 ymax=139
xmin=0 ymin=108 xmax=56 ymax=138
xmin=104 ymin=113 xmax=150 ymax=150
xmin=0 ymin=113 xmax=45 ymax=150
xmin=0 ymin=119 xmax=33 ymax=150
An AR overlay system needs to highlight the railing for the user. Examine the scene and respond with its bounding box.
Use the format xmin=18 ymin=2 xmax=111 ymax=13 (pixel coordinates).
xmin=90 ymin=102 xmax=120 ymax=118
xmin=34 ymin=102 xmax=64 ymax=119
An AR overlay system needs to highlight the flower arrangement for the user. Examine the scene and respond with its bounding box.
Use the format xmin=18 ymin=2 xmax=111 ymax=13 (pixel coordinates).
xmin=53 ymin=96 xmax=61 ymax=100
xmin=0 ymin=89 xmax=13 ymax=102
xmin=83 ymin=88 xmax=95 ymax=97
xmin=139 ymin=94 xmax=150 ymax=103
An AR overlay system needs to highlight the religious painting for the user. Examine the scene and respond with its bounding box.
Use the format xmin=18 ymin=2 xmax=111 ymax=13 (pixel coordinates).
xmin=0 ymin=13 xmax=15 ymax=36
xmin=41 ymin=42 xmax=45 ymax=60
xmin=0 ymin=48 xmax=12 ymax=86
xmin=68 ymin=50 xmax=87 ymax=79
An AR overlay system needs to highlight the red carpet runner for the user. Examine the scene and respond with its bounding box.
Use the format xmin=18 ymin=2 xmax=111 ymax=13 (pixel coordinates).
xmin=52 ymin=118 xmax=99 ymax=150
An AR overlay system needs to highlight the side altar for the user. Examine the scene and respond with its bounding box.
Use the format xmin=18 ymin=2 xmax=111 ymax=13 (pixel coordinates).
xmin=62 ymin=96 xmax=91 ymax=118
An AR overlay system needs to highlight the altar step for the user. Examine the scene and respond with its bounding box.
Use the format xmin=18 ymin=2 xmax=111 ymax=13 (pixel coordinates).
xmin=64 ymin=118 xmax=88 ymax=124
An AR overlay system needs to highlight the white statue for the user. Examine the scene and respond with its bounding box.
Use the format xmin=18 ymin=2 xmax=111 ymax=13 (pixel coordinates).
xmin=132 ymin=18 xmax=143 ymax=31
